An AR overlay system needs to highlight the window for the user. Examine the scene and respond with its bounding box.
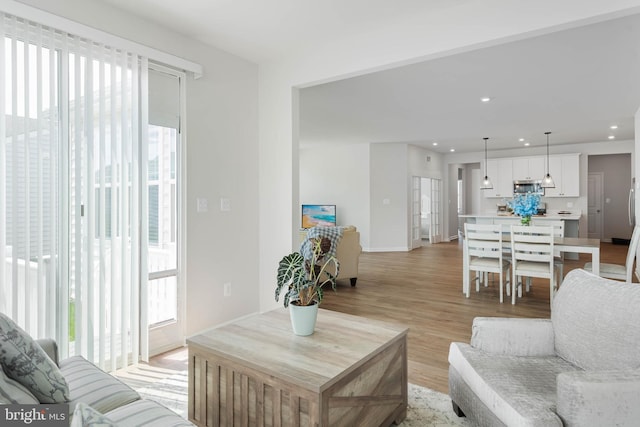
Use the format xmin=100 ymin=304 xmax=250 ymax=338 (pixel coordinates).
xmin=146 ymin=67 xmax=181 ymax=339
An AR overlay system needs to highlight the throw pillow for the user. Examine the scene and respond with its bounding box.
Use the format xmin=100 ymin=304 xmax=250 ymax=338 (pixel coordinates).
xmin=0 ymin=366 xmax=39 ymax=404
xmin=0 ymin=313 xmax=69 ymax=403
xmin=71 ymin=403 xmax=119 ymax=427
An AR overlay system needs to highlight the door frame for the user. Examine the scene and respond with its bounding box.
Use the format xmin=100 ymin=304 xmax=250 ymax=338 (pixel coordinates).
xmin=587 ymin=172 xmax=604 ymax=240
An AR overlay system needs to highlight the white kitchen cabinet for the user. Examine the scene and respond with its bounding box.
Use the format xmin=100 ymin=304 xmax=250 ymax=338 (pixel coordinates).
xmin=544 ymin=154 xmax=580 ymax=197
xmin=483 ymin=158 xmax=513 ymax=198
xmin=512 ymin=156 xmax=545 ymax=181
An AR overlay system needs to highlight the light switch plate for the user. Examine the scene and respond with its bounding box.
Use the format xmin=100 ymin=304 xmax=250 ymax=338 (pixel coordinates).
xmin=220 ymin=198 xmax=231 ymax=211
xmin=196 ymin=198 xmax=208 ymax=212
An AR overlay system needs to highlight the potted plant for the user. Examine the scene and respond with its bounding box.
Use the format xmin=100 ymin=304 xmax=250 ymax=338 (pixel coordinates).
xmin=275 ymin=236 xmax=340 ymax=336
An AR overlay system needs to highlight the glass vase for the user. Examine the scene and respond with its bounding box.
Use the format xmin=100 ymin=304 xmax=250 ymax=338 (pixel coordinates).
xmin=521 ymin=215 xmax=531 ymax=226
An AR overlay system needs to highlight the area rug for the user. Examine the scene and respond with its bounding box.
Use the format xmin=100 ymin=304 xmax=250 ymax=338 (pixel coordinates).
xmin=125 ymin=370 xmax=471 ymax=426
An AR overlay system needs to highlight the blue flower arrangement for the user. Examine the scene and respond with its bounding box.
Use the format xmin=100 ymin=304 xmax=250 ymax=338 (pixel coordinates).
xmin=508 ymin=193 xmax=541 ymax=225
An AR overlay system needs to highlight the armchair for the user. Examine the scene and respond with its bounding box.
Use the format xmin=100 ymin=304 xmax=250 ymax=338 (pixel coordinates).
xmin=299 ymin=225 xmax=362 ymax=286
xmin=448 ymin=268 xmax=640 ymax=426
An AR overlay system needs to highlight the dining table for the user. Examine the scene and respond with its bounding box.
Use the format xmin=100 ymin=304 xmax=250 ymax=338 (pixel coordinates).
xmin=462 ymin=234 xmax=601 ymax=296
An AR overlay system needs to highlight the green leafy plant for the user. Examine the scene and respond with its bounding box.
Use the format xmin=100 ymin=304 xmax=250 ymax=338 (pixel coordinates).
xmin=275 ymin=237 xmax=340 ymax=307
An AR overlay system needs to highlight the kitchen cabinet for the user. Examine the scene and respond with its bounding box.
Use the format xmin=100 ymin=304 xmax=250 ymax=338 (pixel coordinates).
xmin=482 ymin=154 xmax=579 ymax=198
xmin=483 ymin=158 xmax=513 ymax=198
xmin=544 ymin=154 xmax=580 ymax=197
xmin=512 ymin=156 xmax=545 ymax=181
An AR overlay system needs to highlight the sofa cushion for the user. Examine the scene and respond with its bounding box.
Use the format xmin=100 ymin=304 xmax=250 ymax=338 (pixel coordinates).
xmin=552 ymin=269 xmax=640 ymax=371
xmin=0 ymin=313 xmax=69 ymax=403
xmin=71 ymin=402 xmax=118 ymax=427
xmin=106 ymin=399 xmax=193 ymax=427
xmin=60 ymin=356 xmax=140 ymax=414
xmin=449 ymin=342 xmax=579 ymax=426
xmin=0 ymin=366 xmax=39 ymax=404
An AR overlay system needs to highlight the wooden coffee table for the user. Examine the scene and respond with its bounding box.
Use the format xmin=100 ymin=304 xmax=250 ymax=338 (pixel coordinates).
xmin=187 ymin=308 xmax=408 ymax=427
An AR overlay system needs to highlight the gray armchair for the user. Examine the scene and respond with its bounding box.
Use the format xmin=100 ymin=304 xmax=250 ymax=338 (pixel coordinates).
xmin=448 ymin=268 xmax=640 ymax=426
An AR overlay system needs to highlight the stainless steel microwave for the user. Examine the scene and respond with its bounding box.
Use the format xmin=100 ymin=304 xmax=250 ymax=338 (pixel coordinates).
xmin=513 ymin=179 xmax=544 ymax=195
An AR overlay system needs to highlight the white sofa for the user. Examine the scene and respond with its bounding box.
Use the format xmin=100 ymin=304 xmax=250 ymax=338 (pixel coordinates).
xmin=299 ymin=225 xmax=362 ymax=286
xmin=0 ymin=311 xmax=192 ymax=426
xmin=448 ymin=268 xmax=640 ymax=427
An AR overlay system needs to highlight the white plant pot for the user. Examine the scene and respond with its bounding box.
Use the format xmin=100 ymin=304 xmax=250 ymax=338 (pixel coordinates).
xmin=289 ymin=302 xmax=319 ymax=336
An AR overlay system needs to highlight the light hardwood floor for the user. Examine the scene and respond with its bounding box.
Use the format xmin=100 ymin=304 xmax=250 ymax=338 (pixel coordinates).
xmin=321 ymin=240 xmax=628 ymax=393
xmin=152 ymin=240 xmax=628 ymax=395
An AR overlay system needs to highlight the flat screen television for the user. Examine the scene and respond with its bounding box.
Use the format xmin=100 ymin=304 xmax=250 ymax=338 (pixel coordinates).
xmin=301 ymin=204 xmax=336 ymax=228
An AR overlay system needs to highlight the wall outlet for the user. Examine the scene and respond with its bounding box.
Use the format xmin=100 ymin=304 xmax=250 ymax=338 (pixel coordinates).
xmin=220 ymin=198 xmax=231 ymax=211
xmin=223 ymin=282 xmax=231 ymax=297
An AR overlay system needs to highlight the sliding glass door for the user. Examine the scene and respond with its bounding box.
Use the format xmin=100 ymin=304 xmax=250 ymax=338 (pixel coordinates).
xmin=0 ymin=12 xmax=158 ymax=371
xmin=0 ymin=33 xmax=61 ymax=340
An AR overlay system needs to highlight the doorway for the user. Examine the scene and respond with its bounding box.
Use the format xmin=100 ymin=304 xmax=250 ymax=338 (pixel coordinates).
xmin=411 ymin=176 xmax=442 ymax=248
xmin=587 ymin=153 xmax=633 ymax=242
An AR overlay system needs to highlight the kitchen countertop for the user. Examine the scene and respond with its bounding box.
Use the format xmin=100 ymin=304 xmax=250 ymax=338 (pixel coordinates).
xmin=459 ymin=211 xmax=581 ymax=220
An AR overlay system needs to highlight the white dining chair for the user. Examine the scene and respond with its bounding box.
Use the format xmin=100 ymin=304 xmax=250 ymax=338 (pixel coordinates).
xmin=463 ymin=223 xmax=510 ymax=303
xmin=510 ymin=225 xmax=559 ymax=307
xmin=531 ymin=219 xmax=565 ymax=285
xmin=584 ymin=225 xmax=640 ymax=282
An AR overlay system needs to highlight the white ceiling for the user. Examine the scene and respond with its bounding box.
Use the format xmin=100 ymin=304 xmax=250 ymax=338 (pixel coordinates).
xmin=300 ymin=13 xmax=640 ymax=153
xmin=95 ymin=0 xmax=465 ymax=63
xmin=96 ymin=0 xmax=640 ymax=154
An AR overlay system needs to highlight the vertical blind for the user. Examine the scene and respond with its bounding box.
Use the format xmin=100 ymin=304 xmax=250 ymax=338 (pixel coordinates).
xmin=0 ymin=11 xmax=149 ymax=371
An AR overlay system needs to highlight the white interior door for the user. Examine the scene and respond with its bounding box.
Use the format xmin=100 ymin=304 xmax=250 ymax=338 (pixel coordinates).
xmin=430 ymin=179 xmax=442 ymax=243
xmin=421 ymin=177 xmax=431 ymax=240
xmin=587 ymin=172 xmax=604 ymax=240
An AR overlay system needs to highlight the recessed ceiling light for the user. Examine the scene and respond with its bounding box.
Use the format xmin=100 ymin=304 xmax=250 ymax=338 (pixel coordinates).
xmin=432 ymin=142 xmax=438 ymax=146
xmin=481 ymin=97 xmax=491 ymax=102
xmin=610 ymin=125 xmax=618 ymax=129
xmin=519 ymin=138 xmax=525 ymax=142
xmin=450 ymin=148 xmax=455 ymax=152
xmin=524 ymin=142 xmax=530 ymax=146
xmin=608 ymin=135 xmax=615 ymax=140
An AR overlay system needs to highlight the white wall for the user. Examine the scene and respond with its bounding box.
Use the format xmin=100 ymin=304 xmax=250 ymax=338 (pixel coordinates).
xmin=300 ymin=143 xmax=445 ymax=251
xmin=15 ymin=0 xmax=261 ymax=336
xmin=408 ymin=145 xmax=445 ymax=180
xmin=299 ymin=144 xmax=371 ymax=247
xmin=370 ymin=144 xmax=409 ymax=251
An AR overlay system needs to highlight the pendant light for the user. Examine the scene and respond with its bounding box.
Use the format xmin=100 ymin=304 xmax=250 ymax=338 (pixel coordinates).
xmin=480 ymin=137 xmax=493 ymax=190
xmin=541 ymin=131 xmax=555 ymax=188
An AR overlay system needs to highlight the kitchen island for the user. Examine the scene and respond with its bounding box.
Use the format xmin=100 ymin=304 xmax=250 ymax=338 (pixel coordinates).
xmin=459 ymin=211 xmax=581 ymax=259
